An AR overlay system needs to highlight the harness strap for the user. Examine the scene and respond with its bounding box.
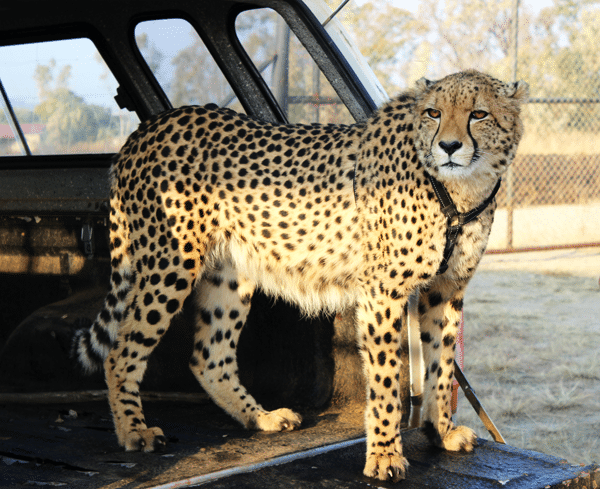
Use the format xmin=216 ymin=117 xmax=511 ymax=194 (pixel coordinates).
xmin=428 ymin=175 xmax=502 ymax=275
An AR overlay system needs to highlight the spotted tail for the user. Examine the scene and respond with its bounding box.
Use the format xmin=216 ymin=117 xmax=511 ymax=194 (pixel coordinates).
xmin=71 ymin=177 xmax=135 ymax=374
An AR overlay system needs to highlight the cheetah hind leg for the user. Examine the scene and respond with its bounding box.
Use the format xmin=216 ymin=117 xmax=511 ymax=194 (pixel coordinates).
xmin=103 ymin=266 xmax=196 ymax=453
xmin=188 ymin=261 xmax=302 ymax=432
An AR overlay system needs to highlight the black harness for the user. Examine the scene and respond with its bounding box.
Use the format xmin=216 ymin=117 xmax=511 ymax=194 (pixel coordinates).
xmin=427 ymin=174 xmax=502 ymax=275
xmin=352 ymin=165 xmax=501 ymax=276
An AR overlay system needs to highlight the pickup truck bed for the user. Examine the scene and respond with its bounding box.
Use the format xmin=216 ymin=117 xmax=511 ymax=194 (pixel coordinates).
xmin=1 ymin=395 xmax=598 ymax=489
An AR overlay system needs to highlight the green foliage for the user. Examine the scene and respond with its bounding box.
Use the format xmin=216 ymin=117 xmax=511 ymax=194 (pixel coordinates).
xmin=346 ymin=0 xmax=517 ymax=87
xmin=339 ymin=0 xmax=418 ymax=93
xmin=136 ymin=32 xmax=164 ymax=74
xmin=234 ymin=9 xmax=354 ymax=123
xmin=136 ymin=24 xmax=240 ymax=108
xmin=343 ymin=0 xmax=600 ymax=100
xmin=136 ymin=11 xmax=354 ymax=123
xmin=169 ymin=38 xmax=232 ymax=107
xmin=0 ymin=108 xmax=41 ymax=125
xmin=35 ymin=87 xmax=112 ymax=147
xmin=32 ymin=59 xmax=117 ymax=150
xmin=22 ymin=1 xmax=597 ymax=149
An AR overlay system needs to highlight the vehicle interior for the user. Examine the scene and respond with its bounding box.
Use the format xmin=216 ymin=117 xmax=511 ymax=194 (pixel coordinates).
xmin=0 ymin=1 xmax=398 ymax=486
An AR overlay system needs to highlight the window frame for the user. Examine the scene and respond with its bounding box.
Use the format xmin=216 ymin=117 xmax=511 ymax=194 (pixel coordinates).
xmin=0 ymin=0 xmax=378 ymax=174
xmin=0 ymin=33 xmax=144 ymax=160
xmin=0 ymin=25 xmax=142 ymax=170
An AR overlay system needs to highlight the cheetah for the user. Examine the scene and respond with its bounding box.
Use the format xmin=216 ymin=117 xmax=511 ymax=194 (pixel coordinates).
xmin=72 ymin=70 xmax=527 ymax=482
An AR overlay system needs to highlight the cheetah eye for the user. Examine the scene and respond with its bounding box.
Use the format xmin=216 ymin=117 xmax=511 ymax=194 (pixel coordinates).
xmin=470 ymin=110 xmax=488 ymax=120
xmin=425 ymin=108 xmax=441 ymax=119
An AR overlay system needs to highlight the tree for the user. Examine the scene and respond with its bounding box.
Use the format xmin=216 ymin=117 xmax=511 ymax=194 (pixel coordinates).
xmin=136 ymin=32 xmax=165 ymax=74
xmin=0 ymin=108 xmax=40 ymax=125
xmin=346 ymin=0 xmax=522 ymax=89
xmin=167 ymin=11 xmax=276 ymax=108
xmin=35 ymin=87 xmax=111 ymax=148
xmin=33 ymin=60 xmax=114 ymax=151
xmin=346 ymin=0 xmax=600 ymax=98
xmin=345 ymin=0 xmax=422 ymax=93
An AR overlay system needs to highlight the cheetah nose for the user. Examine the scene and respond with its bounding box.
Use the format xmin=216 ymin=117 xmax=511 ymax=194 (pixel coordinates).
xmin=439 ymin=140 xmax=463 ymax=156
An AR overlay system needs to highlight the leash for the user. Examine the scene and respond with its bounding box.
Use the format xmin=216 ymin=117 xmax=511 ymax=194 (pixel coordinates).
xmin=427 ymin=175 xmax=502 ymax=275
xmin=454 ymin=359 xmax=506 ymax=443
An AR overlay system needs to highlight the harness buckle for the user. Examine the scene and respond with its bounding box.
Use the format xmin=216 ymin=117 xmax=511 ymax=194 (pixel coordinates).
xmin=441 ymin=204 xmax=460 ymax=227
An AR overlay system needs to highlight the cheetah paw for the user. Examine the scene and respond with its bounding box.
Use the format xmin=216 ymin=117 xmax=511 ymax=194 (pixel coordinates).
xmin=123 ymin=427 xmax=167 ymax=452
xmin=441 ymin=425 xmax=477 ymax=452
xmin=363 ymin=451 xmax=409 ymax=482
xmin=253 ymin=408 xmax=302 ymax=432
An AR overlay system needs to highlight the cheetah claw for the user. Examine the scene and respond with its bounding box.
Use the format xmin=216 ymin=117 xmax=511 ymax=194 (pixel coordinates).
xmin=252 ymin=408 xmax=302 ymax=432
xmin=363 ymin=452 xmax=409 ymax=482
xmin=123 ymin=427 xmax=166 ymax=452
xmin=441 ymin=425 xmax=478 ymax=452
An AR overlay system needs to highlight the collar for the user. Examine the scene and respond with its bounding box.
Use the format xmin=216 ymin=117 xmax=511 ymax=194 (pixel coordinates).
xmin=427 ymin=174 xmax=502 ymax=275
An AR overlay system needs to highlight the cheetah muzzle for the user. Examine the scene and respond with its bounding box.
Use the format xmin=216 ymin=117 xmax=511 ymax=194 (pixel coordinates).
xmin=72 ymin=70 xmax=528 ymax=482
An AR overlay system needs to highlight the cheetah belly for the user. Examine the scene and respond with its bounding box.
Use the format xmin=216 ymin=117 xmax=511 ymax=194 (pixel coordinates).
xmin=216 ymin=229 xmax=364 ymax=316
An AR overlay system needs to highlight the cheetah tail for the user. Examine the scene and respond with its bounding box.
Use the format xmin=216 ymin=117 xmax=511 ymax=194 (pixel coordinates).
xmin=70 ymin=318 xmax=109 ymax=375
xmin=70 ymin=185 xmax=134 ymax=375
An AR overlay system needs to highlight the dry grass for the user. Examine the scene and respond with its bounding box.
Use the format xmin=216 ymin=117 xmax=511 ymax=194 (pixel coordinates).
xmin=540 ymin=382 xmax=591 ymax=411
xmin=555 ymin=360 xmax=600 ymax=381
xmin=454 ymin=267 xmax=600 ymax=466
xmin=489 ymin=387 xmax=532 ymax=418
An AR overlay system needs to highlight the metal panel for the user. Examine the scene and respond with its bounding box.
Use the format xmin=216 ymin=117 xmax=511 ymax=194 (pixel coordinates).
xmin=0 ymin=168 xmax=110 ymax=213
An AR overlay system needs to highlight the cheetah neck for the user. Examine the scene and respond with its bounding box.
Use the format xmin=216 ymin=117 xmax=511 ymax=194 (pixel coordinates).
xmin=427 ymin=173 xmax=502 ymax=274
xmin=428 ymin=167 xmax=502 ymax=213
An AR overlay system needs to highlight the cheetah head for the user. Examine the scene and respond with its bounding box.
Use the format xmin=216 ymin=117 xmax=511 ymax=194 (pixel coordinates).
xmin=414 ymin=70 xmax=528 ymax=184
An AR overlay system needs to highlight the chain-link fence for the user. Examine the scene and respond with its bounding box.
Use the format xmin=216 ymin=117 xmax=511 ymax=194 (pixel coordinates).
xmin=485 ymin=96 xmax=600 ymax=249
xmin=492 ymin=96 xmax=600 ymax=249
xmin=318 ymin=0 xmax=600 ymax=250
xmin=498 ymin=100 xmax=600 ymax=209
xmin=482 ymin=97 xmax=600 ymax=250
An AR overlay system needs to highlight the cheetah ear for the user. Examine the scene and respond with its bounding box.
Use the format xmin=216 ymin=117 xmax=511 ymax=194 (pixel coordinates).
xmin=505 ymin=80 xmax=529 ymax=102
xmin=415 ymin=77 xmax=434 ymax=92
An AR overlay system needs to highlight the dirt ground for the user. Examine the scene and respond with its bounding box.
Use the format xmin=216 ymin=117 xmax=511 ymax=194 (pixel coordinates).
xmin=454 ymin=246 xmax=600 ymax=465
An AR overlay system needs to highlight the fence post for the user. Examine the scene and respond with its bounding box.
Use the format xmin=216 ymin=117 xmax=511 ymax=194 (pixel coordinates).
xmin=312 ymin=62 xmax=321 ymax=123
xmin=273 ymin=17 xmax=290 ymax=117
xmin=506 ymin=0 xmax=520 ymax=249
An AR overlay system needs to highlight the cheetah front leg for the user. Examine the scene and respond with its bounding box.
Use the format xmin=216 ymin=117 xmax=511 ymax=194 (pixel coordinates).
xmin=357 ymin=297 xmax=410 ymax=482
xmin=189 ymin=260 xmax=302 ymax=432
xmin=418 ymin=280 xmax=477 ymax=452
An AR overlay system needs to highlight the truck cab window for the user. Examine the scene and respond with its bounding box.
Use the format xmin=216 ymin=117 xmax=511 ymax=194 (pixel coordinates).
xmin=235 ymin=9 xmax=354 ymax=124
xmin=0 ymin=38 xmax=139 ymax=156
xmin=135 ymin=18 xmax=243 ymax=111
